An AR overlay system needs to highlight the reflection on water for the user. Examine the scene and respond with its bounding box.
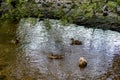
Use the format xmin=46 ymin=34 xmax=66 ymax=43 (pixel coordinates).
xmin=0 ymin=19 xmax=120 ymax=80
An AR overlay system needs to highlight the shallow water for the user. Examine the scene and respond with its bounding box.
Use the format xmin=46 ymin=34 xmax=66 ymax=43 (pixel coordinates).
xmin=0 ymin=21 xmax=18 ymax=80
xmin=0 ymin=19 xmax=120 ymax=80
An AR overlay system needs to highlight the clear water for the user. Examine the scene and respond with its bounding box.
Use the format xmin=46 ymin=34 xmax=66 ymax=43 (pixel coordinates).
xmin=0 ymin=18 xmax=120 ymax=80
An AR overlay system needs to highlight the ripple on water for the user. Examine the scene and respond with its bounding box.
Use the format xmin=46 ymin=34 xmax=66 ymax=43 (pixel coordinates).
xmin=15 ymin=18 xmax=120 ymax=80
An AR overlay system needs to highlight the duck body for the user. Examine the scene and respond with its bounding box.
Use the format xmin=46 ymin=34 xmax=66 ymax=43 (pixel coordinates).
xmin=11 ymin=39 xmax=19 ymax=44
xmin=79 ymin=57 xmax=87 ymax=68
xmin=48 ymin=53 xmax=63 ymax=59
xmin=70 ymin=38 xmax=82 ymax=45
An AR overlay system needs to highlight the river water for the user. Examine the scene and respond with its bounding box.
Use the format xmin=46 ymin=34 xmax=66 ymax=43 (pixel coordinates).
xmin=0 ymin=18 xmax=120 ymax=80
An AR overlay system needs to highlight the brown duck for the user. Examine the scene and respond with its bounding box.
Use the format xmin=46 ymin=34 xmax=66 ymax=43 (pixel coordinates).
xmin=11 ymin=39 xmax=19 ymax=44
xmin=79 ymin=57 xmax=87 ymax=68
xmin=70 ymin=38 xmax=82 ymax=45
xmin=48 ymin=53 xmax=63 ymax=59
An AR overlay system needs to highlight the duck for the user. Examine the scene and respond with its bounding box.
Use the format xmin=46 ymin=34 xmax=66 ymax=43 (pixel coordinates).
xmin=48 ymin=53 xmax=63 ymax=59
xmin=79 ymin=57 xmax=87 ymax=68
xmin=11 ymin=38 xmax=19 ymax=44
xmin=70 ymin=38 xmax=82 ymax=45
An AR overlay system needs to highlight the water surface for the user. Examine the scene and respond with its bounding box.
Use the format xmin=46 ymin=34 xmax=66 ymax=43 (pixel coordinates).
xmin=0 ymin=19 xmax=120 ymax=80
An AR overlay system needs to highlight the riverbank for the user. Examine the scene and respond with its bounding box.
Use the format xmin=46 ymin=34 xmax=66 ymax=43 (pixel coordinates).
xmin=73 ymin=16 xmax=120 ymax=32
xmin=0 ymin=1 xmax=120 ymax=32
xmin=1 ymin=14 xmax=120 ymax=32
xmin=38 ymin=10 xmax=120 ymax=32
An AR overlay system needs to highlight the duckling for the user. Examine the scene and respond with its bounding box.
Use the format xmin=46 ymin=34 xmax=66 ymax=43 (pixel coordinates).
xmin=48 ymin=53 xmax=63 ymax=59
xmin=79 ymin=57 xmax=87 ymax=68
xmin=11 ymin=39 xmax=19 ymax=44
xmin=70 ymin=38 xmax=82 ymax=45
